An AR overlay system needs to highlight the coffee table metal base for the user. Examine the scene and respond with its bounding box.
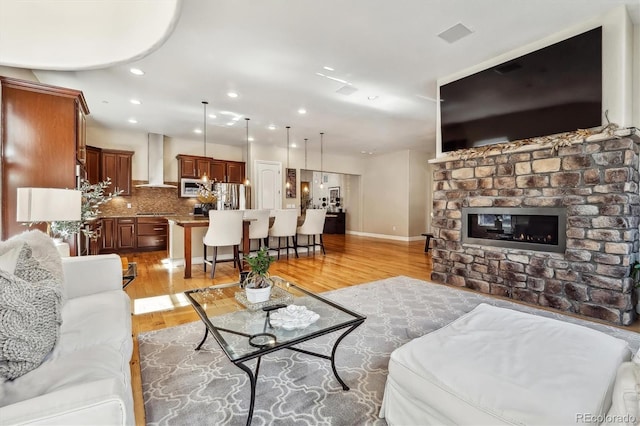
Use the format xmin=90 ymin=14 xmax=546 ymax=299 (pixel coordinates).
xmin=195 ymin=321 xmax=363 ymax=425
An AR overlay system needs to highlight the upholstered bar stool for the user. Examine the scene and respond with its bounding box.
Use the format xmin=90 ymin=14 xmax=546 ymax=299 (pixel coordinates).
xmin=296 ymin=209 xmax=327 ymax=256
xmin=203 ymin=210 xmax=244 ymax=278
xmin=243 ymin=209 xmax=270 ymax=252
xmin=268 ymin=209 xmax=299 ymax=260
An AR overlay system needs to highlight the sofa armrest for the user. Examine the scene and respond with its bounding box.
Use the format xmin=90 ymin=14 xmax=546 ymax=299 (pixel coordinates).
xmin=62 ymin=254 xmax=122 ymax=299
xmin=0 ymin=378 xmax=134 ymax=425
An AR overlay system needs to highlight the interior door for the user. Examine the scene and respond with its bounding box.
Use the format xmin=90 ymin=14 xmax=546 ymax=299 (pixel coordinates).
xmin=255 ymin=161 xmax=281 ymax=210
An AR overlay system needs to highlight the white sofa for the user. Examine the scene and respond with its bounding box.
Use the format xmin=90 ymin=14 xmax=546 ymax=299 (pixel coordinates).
xmin=0 ymin=254 xmax=134 ymax=425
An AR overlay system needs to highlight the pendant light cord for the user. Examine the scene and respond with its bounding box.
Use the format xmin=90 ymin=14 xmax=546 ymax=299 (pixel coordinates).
xmin=304 ymin=138 xmax=308 ymax=169
xmin=245 ymin=118 xmax=250 ymax=185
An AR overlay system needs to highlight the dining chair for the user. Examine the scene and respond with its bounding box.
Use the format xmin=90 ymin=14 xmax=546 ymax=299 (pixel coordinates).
xmin=203 ymin=209 xmax=244 ymax=278
xmin=268 ymin=209 xmax=299 ymax=260
xmin=296 ymin=209 xmax=327 ymax=256
xmin=242 ymin=209 xmax=270 ymax=252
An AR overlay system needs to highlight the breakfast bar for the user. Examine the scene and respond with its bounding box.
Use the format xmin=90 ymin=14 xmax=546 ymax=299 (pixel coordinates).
xmin=169 ymin=215 xmax=252 ymax=278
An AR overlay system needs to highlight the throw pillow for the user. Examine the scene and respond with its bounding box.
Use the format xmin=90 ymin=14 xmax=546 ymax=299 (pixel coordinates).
xmin=0 ymin=268 xmax=63 ymax=380
xmin=0 ymin=246 xmax=21 ymax=274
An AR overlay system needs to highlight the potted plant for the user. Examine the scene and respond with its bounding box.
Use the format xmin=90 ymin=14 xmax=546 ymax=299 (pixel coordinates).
xmin=244 ymin=246 xmax=276 ymax=303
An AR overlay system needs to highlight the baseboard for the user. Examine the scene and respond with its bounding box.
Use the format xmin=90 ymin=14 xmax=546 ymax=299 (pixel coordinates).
xmin=346 ymin=231 xmax=426 ymax=242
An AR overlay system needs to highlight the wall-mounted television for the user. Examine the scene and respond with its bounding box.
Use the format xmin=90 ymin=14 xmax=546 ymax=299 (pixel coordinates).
xmin=439 ymin=27 xmax=602 ymax=153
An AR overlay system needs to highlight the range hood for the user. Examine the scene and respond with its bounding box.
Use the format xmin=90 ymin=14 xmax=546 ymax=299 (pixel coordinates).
xmin=135 ymin=133 xmax=177 ymax=188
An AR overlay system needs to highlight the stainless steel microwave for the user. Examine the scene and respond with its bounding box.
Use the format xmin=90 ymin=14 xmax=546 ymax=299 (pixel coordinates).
xmin=180 ymin=178 xmax=201 ymax=197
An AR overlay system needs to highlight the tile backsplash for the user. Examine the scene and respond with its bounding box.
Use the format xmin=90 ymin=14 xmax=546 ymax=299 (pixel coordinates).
xmin=99 ymin=181 xmax=196 ymax=216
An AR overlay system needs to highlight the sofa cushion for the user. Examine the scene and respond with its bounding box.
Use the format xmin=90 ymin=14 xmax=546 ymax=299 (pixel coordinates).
xmin=0 ymin=267 xmax=63 ymax=380
xmin=0 ymin=344 xmax=129 ymax=408
xmin=56 ymin=290 xmax=132 ymax=362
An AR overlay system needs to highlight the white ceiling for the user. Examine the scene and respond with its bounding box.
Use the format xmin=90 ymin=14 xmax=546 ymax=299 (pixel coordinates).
xmin=1 ymin=0 xmax=639 ymax=157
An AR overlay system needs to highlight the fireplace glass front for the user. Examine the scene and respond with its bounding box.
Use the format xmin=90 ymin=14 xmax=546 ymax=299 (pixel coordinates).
xmin=461 ymin=207 xmax=566 ymax=253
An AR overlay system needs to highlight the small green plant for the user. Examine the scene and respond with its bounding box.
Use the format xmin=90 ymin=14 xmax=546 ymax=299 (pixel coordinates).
xmin=245 ymin=247 xmax=275 ymax=288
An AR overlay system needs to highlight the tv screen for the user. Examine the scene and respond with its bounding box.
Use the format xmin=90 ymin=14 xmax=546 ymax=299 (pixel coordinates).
xmin=440 ymin=27 xmax=602 ymax=153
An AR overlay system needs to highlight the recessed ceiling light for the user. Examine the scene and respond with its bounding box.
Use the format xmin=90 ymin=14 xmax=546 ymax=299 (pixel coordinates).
xmin=298 ymin=108 xmax=307 ymax=114
xmin=291 ymin=143 xmax=297 ymax=148
xmin=194 ymin=129 xmax=202 ymax=134
xmin=323 ymin=66 xmax=335 ymax=71
xmin=226 ymin=122 xmax=235 ymax=126
xmin=130 ymin=99 xmax=141 ymax=105
xmin=268 ymin=124 xmax=276 ymax=130
xmin=248 ymin=137 xmax=254 ymax=142
xmin=232 ymin=116 xmax=241 ymax=121
xmin=227 ymin=92 xmax=238 ymax=98
xmin=367 ymin=96 xmax=378 ymax=101
xmin=361 ymin=150 xmax=367 ymax=154
xmin=129 ymin=68 xmax=144 ymax=76
xmin=208 ymin=113 xmax=216 ymax=119
xmin=128 ymin=118 xmax=138 ymax=124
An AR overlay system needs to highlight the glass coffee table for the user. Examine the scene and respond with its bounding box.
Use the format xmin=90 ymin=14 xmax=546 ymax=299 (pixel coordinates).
xmin=184 ymin=277 xmax=366 ymax=425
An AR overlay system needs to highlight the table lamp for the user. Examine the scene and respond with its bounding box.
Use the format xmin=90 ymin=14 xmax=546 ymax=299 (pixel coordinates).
xmin=16 ymin=187 xmax=82 ymax=237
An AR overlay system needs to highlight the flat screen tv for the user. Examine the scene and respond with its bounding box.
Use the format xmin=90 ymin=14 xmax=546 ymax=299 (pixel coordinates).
xmin=440 ymin=27 xmax=602 ymax=153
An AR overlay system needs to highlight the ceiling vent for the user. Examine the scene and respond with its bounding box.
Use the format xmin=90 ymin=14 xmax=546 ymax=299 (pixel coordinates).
xmin=438 ymin=23 xmax=473 ymax=44
xmin=336 ymin=85 xmax=358 ymax=96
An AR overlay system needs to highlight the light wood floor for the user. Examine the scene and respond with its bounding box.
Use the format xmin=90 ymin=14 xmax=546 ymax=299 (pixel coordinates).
xmin=122 ymin=234 xmax=639 ymax=425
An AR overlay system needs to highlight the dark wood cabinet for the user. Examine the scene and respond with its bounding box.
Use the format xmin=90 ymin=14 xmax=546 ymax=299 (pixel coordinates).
xmin=100 ymin=218 xmax=116 ymax=252
xmin=116 ymin=218 xmax=136 ymax=250
xmin=85 ymin=146 xmax=101 ymax=184
xmin=101 ymin=149 xmax=133 ymax=195
xmin=324 ymin=212 xmax=346 ymax=234
xmin=178 ymin=154 xmax=210 ymax=179
xmin=136 ymin=217 xmax=168 ymax=250
xmin=98 ymin=216 xmax=167 ymax=253
xmin=210 ymin=159 xmax=226 ymax=181
xmin=178 ymin=154 xmax=245 ymax=183
xmin=226 ymin=161 xmax=246 ymax=183
xmin=0 ymin=77 xmax=89 ymax=253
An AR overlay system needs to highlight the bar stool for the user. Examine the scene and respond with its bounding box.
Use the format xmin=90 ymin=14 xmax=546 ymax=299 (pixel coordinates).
xmin=243 ymin=209 xmax=270 ymax=252
xmin=296 ymin=209 xmax=327 ymax=256
xmin=268 ymin=209 xmax=299 ymax=260
xmin=203 ymin=210 xmax=244 ymax=278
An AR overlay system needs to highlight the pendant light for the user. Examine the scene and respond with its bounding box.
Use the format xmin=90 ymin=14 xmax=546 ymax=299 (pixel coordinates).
xmin=201 ymin=101 xmax=209 ymax=182
xmin=285 ymin=126 xmax=291 ymax=189
xmin=319 ymin=132 xmax=324 ymax=189
xmin=245 ymin=117 xmax=250 ymax=186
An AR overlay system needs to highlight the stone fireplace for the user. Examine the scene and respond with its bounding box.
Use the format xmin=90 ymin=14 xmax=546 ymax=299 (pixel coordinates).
xmin=430 ymin=133 xmax=640 ymax=325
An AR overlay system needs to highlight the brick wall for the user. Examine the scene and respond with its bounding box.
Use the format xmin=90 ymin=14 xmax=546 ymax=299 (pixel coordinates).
xmin=430 ymin=135 xmax=640 ymax=325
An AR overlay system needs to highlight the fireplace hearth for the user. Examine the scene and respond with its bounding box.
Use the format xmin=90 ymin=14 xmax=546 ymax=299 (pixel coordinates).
xmin=462 ymin=207 xmax=566 ymax=253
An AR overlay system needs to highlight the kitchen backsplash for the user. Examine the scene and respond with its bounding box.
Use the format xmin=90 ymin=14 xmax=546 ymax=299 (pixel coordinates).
xmin=99 ymin=180 xmax=196 ymax=216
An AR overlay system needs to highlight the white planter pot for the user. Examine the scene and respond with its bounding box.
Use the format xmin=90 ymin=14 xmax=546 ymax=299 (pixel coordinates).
xmin=245 ymin=285 xmax=272 ymax=304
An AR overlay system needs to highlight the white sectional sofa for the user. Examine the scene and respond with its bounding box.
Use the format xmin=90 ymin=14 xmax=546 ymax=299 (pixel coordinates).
xmin=0 ymin=254 xmax=134 ymax=425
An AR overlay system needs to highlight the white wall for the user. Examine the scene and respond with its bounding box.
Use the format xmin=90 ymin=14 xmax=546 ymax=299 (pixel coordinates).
xmin=634 ymin=24 xmax=640 ymax=129
xmin=435 ymin=5 xmax=637 ymax=156
xmin=361 ymin=150 xmax=410 ymax=238
xmin=408 ymin=150 xmax=431 ymax=237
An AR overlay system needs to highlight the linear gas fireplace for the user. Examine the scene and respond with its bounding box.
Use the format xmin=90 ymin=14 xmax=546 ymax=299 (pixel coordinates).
xmin=461 ymin=207 xmax=566 ymax=253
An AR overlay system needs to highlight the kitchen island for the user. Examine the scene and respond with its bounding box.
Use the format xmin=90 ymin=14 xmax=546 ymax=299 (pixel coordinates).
xmin=168 ymin=215 xmax=251 ymax=278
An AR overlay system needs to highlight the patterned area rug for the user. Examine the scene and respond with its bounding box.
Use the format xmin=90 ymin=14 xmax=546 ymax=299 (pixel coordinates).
xmin=139 ymin=276 xmax=640 ymax=425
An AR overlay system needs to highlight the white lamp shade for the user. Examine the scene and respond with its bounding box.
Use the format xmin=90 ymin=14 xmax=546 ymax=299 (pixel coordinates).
xmin=16 ymin=188 xmax=82 ymax=222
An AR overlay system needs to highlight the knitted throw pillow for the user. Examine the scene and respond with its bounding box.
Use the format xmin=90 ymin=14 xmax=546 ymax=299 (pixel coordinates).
xmin=0 ymin=243 xmax=63 ymax=380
